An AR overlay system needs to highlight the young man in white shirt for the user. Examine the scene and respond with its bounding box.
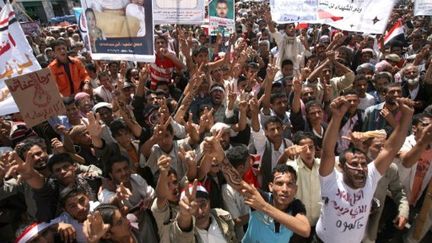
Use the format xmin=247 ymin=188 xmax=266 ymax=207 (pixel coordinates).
xmin=398 ymin=113 xmax=432 ymax=243
xmin=283 ymin=131 xmax=321 ymax=241
xmin=222 ymin=145 xmax=251 ymax=240
xmin=315 ymin=96 xmax=413 ymax=243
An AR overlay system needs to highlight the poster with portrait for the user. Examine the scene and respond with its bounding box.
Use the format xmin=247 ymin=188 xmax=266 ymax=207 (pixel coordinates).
xmin=79 ymin=0 xmax=155 ymax=62
xmin=153 ymin=0 xmax=205 ymax=24
xmin=208 ymin=0 xmax=235 ymax=36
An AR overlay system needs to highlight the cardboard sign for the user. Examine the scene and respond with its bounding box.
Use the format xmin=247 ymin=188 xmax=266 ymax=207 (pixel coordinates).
xmin=5 ymin=68 xmax=66 ymax=127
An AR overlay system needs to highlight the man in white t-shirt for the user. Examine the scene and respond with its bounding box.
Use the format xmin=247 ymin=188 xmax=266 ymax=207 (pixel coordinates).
xmin=315 ymin=96 xmax=413 ymax=243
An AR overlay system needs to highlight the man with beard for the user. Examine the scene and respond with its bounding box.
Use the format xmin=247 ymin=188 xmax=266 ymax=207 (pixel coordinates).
xmin=315 ymin=96 xmax=413 ymax=243
xmin=401 ymin=64 xmax=432 ymax=114
xmin=74 ymin=92 xmax=94 ymax=118
xmin=345 ymin=134 xmax=408 ymax=243
xmin=363 ymin=83 xmax=403 ymax=132
xmin=0 ymin=138 xmax=101 ymax=223
xmin=263 ymin=9 xmax=310 ymax=71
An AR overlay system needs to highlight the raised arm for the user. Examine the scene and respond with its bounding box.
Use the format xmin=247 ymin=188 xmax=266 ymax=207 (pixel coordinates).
xmin=242 ymin=184 xmax=311 ymax=237
xmin=319 ymin=96 xmax=350 ymax=176
xmin=374 ymin=98 xmax=414 ymax=175
xmin=400 ymin=122 xmax=432 ymax=168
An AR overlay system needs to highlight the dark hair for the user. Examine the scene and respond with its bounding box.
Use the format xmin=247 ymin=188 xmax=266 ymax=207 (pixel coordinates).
xmin=47 ymin=153 xmax=74 ymax=172
xmin=263 ymin=116 xmax=283 ymax=130
xmin=94 ymin=204 xmax=119 ymax=225
xmin=412 ymin=113 xmax=432 ymax=126
xmin=382 ymin=82 xmax=401 ymax=93
xmin=226 ymin=145 xmax=250 ymax=168
xmin=217 ymin=0 xmax=228 ymax=5
xmin=339 ymin=147 xmax=369 ymax=165
xmin=109 ymin=118 xmax=129 ymax=138
xmin=354 ymin=74 xmax=368 ymax=84
xmin=59 ymin=185 xmax=87 ymax=208
xmin=270 ymin=164 xmax=297 ymax=182
xmin=292 ymin=131 xmax=316 ymax=147
xmin=155 ymin=34 xmax=168 ymax=43
xmin=281 ymin=59 xmax=294 ymax=68
xmin=98 ymin=71 xmax=110 ymax=80
xmin=108 ymin=61 xmax=119 ymax=68
xmin=50 ymin=39 xmax=67 ymax=50
xmin=85 ymin=8 xmax=96 ymax=18
xmin=341 ymin=88 xmax=360 ymax=97
xmin=154 ymin=167 xmax=177 ymax=184
xmin=156 ymin=80 xmax=170 ymax=88
xmin=63 ymin=96 xmax=75 ymax=106
xmin=85 ymin=63 xmax=97 ymax=73
xmin=105 ymin=155 xmax=130 ymax=175
xmin=15 ymin=137 xmax=47 ymax=160
xmin=374 ymin=72 xmax=393 ymax=83
xmin=270 ymin=93 xmax=287 ymax=104
xmin=192 ymin=46 xmax=209 ymax=57
xmin=305 ymin=100 xmax=322 ymax=113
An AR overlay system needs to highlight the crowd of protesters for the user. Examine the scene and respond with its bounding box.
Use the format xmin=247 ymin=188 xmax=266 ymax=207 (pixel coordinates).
xmin=1 ymin=1 xmax=432 ymax=243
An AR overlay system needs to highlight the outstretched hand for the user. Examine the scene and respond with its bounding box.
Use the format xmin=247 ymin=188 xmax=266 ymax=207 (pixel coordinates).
xmin=83 ymin=211 xmax=110 ymax=243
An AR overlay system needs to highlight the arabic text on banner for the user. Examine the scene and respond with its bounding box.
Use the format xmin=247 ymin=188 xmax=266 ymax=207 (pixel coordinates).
xmin=208 ymin=0 xmax=235 ymax=36
xmin=318 ymin=0 xmax=396 ymax=34
xmin=269 ymin=0 xmax=318 ymax=24
xmin=153 ymin=0 xmax=205 ymax=24
xmin=414 ymin=0 xmax=432 ymax=16
xmin=0 ymin=3 xmax=41 ymax=116
xmin=79 ymin=0 xmax=155 ymax=62
xmin=5 ymin=68 xmax=66 ymax=127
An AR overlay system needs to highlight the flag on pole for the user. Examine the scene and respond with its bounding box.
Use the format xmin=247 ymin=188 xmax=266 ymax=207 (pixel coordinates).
xmin=383 ymin=20 xmax=404 ymax=46
xmin=0 ymin=3 xmax=41 ymax=116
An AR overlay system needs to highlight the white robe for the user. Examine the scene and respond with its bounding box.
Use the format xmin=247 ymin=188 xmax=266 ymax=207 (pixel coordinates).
xmin=126 ymin=4 xmax=146 ymax=37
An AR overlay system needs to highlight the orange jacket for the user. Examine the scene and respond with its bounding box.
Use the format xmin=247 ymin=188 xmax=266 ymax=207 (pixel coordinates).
xmin=48 ymin=57 xmax=90 ymax=97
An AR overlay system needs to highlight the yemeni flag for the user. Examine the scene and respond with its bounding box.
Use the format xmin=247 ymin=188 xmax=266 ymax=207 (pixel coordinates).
xmin=383 ymin=20 xmax=404 ymax=46
xmin=318 ymin=10 xmax=343 ymax=22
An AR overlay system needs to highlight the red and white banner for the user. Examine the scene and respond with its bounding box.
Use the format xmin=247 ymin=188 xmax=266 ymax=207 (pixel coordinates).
xmin=383 ymin=20 xmax=404 ymax=46
xmin=0 ymin=3 xmax=41 ymax=116
xmin=318 ymin=0 xmax=397 ymax=34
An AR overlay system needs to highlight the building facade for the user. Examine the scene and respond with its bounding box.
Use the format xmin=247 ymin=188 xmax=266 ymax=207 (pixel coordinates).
xmin=16 ymin=0 xmax=79 ymax=23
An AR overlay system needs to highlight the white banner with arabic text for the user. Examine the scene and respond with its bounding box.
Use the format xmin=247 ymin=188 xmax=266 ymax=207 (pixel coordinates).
xmin=414 ymin=0 xmax=432 ymax=16
xmin=153 ymin=0 xmax=205 ymax=24
xmin=0 ymin=3 xmax=41 ymax=116
xmin=318 ymin=0 xmax=396 ymax=34
xmin=270 ymin=0 xmax=318 ymax=24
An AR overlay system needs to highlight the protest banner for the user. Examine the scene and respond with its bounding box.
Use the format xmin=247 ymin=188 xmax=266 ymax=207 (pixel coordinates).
xmin=79 ymin=0 xmax=155 ymax=62
xmin=269 ymin=0 xmax=318 ymax=24
xmin=0 ymin=3 xmax=42 ymax=116
xmin=5 ymin=68 xmax=66 ymax=128
xmin=317 ymin=0 xmax=396 ymax=34
xmin=20 ymin=21 xmax=41 ymax=36
xmin=153 ymin=0 xmax=205 ymax=24
xmin=414 ymin=0 xmax=432 ymax=16
xmin=208 ymin=0 xmax=235 ymax=36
